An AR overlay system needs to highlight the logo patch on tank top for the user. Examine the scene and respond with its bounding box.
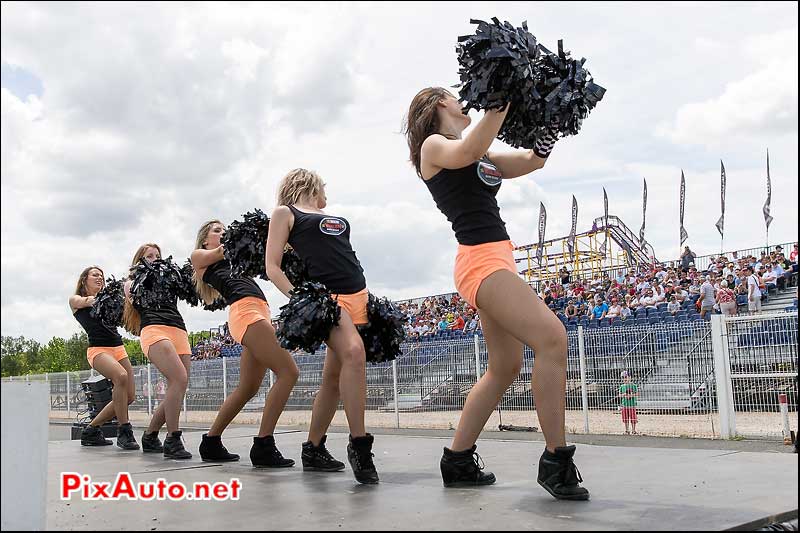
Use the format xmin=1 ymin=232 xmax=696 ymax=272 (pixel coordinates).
xmin=476 ymin=159 xmax=502 ymax=187
xmin=319 ymin=217 xmax=347 ymax=236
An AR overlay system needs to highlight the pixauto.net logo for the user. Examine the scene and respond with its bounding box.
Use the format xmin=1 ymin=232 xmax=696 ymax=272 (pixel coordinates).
xmin=60 ymin=472 xmax=242 ymax=501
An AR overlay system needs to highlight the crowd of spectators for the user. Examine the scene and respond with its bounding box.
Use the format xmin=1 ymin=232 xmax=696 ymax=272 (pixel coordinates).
xmin=191 ymin=332 xmax=234 ymax=360
xmin=398 ymin=294 xmax=482 ymax=340
xmin=539 ymin=245 xmax=798 ymax=324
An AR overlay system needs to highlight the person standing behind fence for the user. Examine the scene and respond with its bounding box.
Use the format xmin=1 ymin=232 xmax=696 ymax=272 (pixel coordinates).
xmin=699 ymin=276 xmax=716 ymax=319
xmin=122 ymin=243 xmax=192 ymax=459
xmin=70 ymin=266 xmax=139 ymax=450
xmin=404 ymin=87 xmax=589 ymax=500
xmin=716 ymin=281 xmax=737 ymax=316
xmin=192 ymin=220 xmax=299 ymax=467
xmin=619 ymin=371 xmax=638 ymax=435
xmin=744 ymin=266 xmax=763 ymax=314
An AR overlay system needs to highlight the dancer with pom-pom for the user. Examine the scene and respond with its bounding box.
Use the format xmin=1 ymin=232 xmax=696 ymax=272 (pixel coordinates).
xmin=70 ymin=266 xmax=138 ymax=450
xmin=191 ymin=219 xmax=299 ymax=468
xmin=122 ymin=243 xmax=193 ymax=460
xmin=404 ymin=76 xmax=590 ymax=497
xmin=266 ymin=168 xmax=379 ymax=485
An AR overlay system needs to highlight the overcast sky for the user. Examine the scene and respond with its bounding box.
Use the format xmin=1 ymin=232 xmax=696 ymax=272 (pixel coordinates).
xmin=2 ymin=1 xmax=797 ymax=343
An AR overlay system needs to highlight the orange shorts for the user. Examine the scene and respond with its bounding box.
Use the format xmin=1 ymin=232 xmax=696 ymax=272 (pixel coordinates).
xmin=86 ymin=346 xmax=128 ymax=369
xmin=454 ymin=240 xmax=517 ymax=308
xmin=140 ymin=325 xmax=191 ymax=357
xmin=229 ymin=297 xmax=271 ymax=344
xmin=332 ymin=288 xmax=369 ymax=326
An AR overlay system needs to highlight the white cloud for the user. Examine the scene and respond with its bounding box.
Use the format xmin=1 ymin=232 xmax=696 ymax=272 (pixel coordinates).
xmin=658 ymin=28 xmax=798 ymax=148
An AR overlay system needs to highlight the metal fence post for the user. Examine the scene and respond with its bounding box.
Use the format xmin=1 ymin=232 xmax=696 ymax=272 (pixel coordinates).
xmin=66 ymin=372 xmax=71 ymax=417
xmin=711 ymin=315 xmax=737 ymax=438
xmin=147 ymin=363 xmax=152 ymax=416
xmin=183 ymin=394 xmax=188 ymax=424
xmin=223 ymin=356 xmax=228 ymax=399
xmin=474 ymin=334 xmax=482 ymax=380
xmin=269 ymin=369 xmax=274 ymax=389
xmin=577 ymin=326 xmax=590 ymax=434
xmin=392 ymin=359 xmax=400 ymax=429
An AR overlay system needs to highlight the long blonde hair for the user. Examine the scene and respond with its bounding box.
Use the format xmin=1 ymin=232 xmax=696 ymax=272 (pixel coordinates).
xmin=75 ymin=266 xmax=104 ymax=297
xmin=193 ymin=220 xmax=224 ymax=305
xmin=276 ymin=168 xmax=324 ymax=206
xmin=122 ymin=243 xmax=162 ymax=336
xmin=402 ymin=87 xmax=454 ymax=178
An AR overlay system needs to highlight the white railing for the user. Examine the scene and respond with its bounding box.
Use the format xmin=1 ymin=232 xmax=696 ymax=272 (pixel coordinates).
xmin=5 ymin=311 xmax=797 ymax=440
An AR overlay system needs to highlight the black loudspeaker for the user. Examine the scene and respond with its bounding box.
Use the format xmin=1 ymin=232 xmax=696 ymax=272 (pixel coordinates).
xmin=85 ymin=388 xmax=113 ymax=404
xmin=81 ymin=375 xmax=112 ymax=393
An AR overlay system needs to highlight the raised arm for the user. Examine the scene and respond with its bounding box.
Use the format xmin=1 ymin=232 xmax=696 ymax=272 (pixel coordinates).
xmin=191 ymin=245 xmax=225 ymax=271
xmin=485 ymin=149 xmax=547 ymax=179
xmin=421 ymin=106 xmax=509 ymax=174
xmin=265 ymin=205 xmax=294 ymax=297
xmin=69 ymin=294 xmax=95 ymax=312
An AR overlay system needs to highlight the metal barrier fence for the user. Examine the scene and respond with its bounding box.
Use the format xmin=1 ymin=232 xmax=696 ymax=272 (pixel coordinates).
xmin=6 ymin=311 xmax=796 ymax=440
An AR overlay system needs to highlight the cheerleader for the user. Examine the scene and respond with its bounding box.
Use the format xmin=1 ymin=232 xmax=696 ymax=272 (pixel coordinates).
xmin=404 ymin=88 xmax=589 ymax=499
xmin=192 ymin=220 xmax=299 ymax=467
xmin=122 ymin=244 xmax=192 ymax=459
xmin=70 ymin=266 xmax=138 ymax=450
xmin=265 ymin=169 xmax=378 ymax=484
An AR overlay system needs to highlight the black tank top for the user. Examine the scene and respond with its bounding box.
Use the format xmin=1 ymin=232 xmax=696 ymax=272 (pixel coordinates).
xmin=73 ymin=307 xmax=124 ymax=348
xmin=134 ymin=296 xmax=187 ymax=331
xmin=287 ymin=205 xmax=366 ymax=294
xmin=424 ymin=156 xmax=510 ymax=245
xmin=202 ymin=259 xmax=266 ymax=305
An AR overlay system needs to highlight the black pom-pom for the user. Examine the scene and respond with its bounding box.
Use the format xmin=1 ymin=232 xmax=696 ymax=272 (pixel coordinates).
xmin=90 ymin=277 xmax=125 ymax=328
xmin=223 ymin=209 xmax=270 ymax=280
xmin=203 ymin=297 xmax=228 ymax=312
xmin=357 ymin=294 xmax=406 ymax=364
xmin=281 ymin=248 xmax=309 ymax=286
xmin=129 ymin=256 xmax=185 ymax=310
xmin=455 ymin=18 xmax=606 ymax=148
xmin=276 ymin=281 xmax=341 ymax=353
xmin=176 ymin=259 xmax=200 ymax=307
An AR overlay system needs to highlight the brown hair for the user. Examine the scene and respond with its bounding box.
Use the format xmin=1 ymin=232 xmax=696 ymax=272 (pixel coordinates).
xmin=402 ymin=87 xmax=454 ymax=178
xmin=276 ymin=168 xmax=324 ymax=206
xmin=75 ymin=266 xmax=104 ymax=297
xmin=193 ymin=220 xmax=224 ymax=305
xmin=122 ymin=243 xmax=162 ymax=336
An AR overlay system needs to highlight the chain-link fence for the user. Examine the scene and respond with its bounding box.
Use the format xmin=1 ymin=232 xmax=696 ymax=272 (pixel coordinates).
xmin=5 ymin=311 xmax=796 ymax=440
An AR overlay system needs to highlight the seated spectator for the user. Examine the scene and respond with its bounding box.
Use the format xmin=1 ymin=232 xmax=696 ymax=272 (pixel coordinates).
xmin=791 ymin=244 xmax=799 ymax=264
xmin=762 ymin=264 xmax=778 ymax=291
xmin=590 ymin=296 xmax=608 ymax=320
xmin=449 ymin=313 xmax=465 ymax=331
xmin=464 ymin=312 xmax=480 ymax=333
xmin=717 ymin=280 xmax=737 ymax=316
xmin=606 ymin=298 xmax=622 ymax=319
xmin=667 ymin=295 xmax=681 ymax=316
xmin=640 ymin=289 xmax=658 ymax=309
xmin=688 ymin=279 xmax=702 ymax=297
xmin=437 ymin=318 xmax=449 ymax=332
xmin=672 ymin=284 xmax=688 ymax=303
xmin=619 ymin=301 xmax=632 ymax=319
xmin=652 ymin=281 xmax=666 ymax=303
xmin=565 ymin=301 xmax=579 ymax=320
xmin=771 ymin=261 xmax=787 ymax=290
xmin=543 ymin=289 xmax=555 ymax=307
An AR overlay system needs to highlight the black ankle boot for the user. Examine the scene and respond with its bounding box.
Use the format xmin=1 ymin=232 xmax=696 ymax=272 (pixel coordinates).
xmin=141 ymin=431 xmax=163 ymax=453
xmin=163 ymin=431 xmax=192 ymax=460
xmin=347 ymin=434 xmax=379 ymax=485
xmin=116 ymin=423 xmax=140 ymax=451
xmin=199 ymin=434 xmax=239 ymax=463
xmin=250 ymin=435 xmax=294 ymax=468
xmin=537 ymin=445 xmax=590 ymax=501
xmin=81 ymin=425 xmax=112 ymax=447
xmin=440 ymin=445 xmax=496 ymax=487
xmin=301 ymin=435 xmax=346 ymax=472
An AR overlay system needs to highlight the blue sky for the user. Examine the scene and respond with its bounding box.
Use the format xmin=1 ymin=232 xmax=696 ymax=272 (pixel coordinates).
xmin=1 ymin=1 xmax=797 ymax=342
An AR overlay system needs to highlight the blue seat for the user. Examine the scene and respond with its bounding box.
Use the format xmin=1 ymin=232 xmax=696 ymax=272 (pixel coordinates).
xmin=691 ymin=313 xmax=704 ymax=321
xmin=635 ymin=318 xmax=648 ymax=327
xmin=648 ymin=316 xmax=660 ymax=325
xmin=634 ymin=308 xmax=648 ymax=318
xmin=663 ymin=315 xmax=676 ymax=324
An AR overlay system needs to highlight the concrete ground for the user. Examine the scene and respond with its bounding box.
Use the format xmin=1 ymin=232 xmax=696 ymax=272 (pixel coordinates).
xmin=47 ymin=423 xmax=798 ymax=531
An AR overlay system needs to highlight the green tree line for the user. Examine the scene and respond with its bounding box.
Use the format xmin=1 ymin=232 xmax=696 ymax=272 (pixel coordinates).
xmin=0 ymin=330 xmax=215 ymax=377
